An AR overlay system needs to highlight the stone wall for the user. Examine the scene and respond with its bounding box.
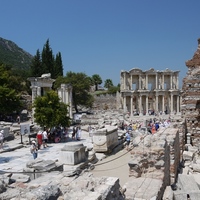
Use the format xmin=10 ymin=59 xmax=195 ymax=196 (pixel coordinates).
xmin=182 ymin=38 xmax=200 ymax=147
xmin=93 ymin=94 xmax=117 ymax=110
xmin=125 ymin=127 xmax=182 ymax=199
xmin=165 ymin=128 xmax=182 ymax=184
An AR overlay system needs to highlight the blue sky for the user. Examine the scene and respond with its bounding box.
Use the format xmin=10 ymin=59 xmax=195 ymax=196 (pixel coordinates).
xmin=1 ymin=1 xmax=200 ymax=87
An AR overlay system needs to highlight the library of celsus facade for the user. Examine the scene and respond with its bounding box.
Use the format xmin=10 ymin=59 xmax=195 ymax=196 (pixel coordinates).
xmin=120 ymin=68 xmax=181 ymax=116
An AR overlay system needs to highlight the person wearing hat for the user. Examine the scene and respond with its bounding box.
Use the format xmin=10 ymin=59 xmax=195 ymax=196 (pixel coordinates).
xmin=30 ymin=140 xmax=38 ymax=159
xmin=0 ymin=130 xmax=4 ymax=149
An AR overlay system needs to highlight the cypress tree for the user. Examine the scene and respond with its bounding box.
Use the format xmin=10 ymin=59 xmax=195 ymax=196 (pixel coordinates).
xmin=41 ymin=39 xmax=55 ymax=78
xmin=54 ymin=52 xmax=63 ymax=78
xmin=30 ymin=49 xmax=42 ymax=77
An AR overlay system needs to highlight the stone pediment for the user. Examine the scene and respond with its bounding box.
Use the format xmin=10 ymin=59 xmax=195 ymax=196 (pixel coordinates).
xmin=145 ymin=68 xmax=156 ymax=73
xmin=129 ymin=68 xmax=143 ymax=74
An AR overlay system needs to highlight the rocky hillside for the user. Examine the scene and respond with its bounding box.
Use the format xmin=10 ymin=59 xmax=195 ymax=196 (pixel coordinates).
xmin=0 ymin=37 xmax=33 ymax=70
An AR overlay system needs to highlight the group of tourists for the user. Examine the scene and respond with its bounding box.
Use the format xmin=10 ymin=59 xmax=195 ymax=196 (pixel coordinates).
xmin=121 ymin=116 xmax=171 ymax=135
xmin=36 ymin=127 xmax=49 ymax=149
xmin=123 ymin=117 xmax=172 ymax=151
xmin=30 ymin=125 xmax=82 ymax=159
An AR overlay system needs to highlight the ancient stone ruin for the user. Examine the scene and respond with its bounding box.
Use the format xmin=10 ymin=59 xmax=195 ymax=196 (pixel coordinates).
xmin=182 ymin=38 xmax=200 ymax=147
xmin=2 ymin=39 xmax=200 ymax=199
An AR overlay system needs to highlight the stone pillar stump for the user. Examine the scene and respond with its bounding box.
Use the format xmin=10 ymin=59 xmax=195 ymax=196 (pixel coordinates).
xmin=59 ymin=142 xmax=87 ymax=165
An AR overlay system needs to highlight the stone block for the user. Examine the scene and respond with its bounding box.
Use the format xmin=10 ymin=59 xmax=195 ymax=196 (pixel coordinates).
xmin=93 ymin=127 xmax=118 ymax=152
xmin=183 ymin=151 xmax=194 ymax=161
xmin=124 ymin=177 xmax=163 ymax=199
xmin=163 ymin=185 xmax=173 ymax=200
xmin=11 ymin=174 xmax=30 ymax=183
xmin=177 ymin=174 xmax=199 ymax=192
xmin=0 ymin=126 xmax=10 ymax=138
xmin=59 ymin=142 xmax=87 ymax=165
xmin=192 ymin=163 xmax=200 ymax=173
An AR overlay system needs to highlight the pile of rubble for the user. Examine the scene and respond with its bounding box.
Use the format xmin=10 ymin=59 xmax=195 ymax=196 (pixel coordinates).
xmin=0 ymin=169 xmax=124 ymax=200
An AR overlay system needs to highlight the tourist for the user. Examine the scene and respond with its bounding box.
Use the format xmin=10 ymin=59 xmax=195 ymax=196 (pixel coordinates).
xmin=121 ymin=121 xmax=125 ymax=130
xmin=133 ymin=123 xmax=137 ymax=131
xmin=125 ymin=131 xmax=131 ymax=151
xmin=155 ymin=121 xmax=160 ymax=131
xmin=76 ymin=126 xmax=81 ymax=141
xmin=16 ymin=115 xmax=20 ymax=124
xmin=30 ymin=140 xmax=38 ymax=159
xmin=151 ymin=124 xmax=156 ymax=134
xmin=88 ymin=124 xmax=93 ymax=137
xmin=42 ymin=127 xmax=48 ymax=148
xmin=75 ymin=126 xmax=79 ymax=137
xmin=164 ymin=120 xmax=169 ymax=128
xmin=72 ymin=126 xmax=76 ymax=140
xmin=36 ymin=130 xmax=43 ymax=149
xmin=0 ymin=130 xmax=4 ymax=149
xmin=63 ymin=127 xmax=69 ymax=142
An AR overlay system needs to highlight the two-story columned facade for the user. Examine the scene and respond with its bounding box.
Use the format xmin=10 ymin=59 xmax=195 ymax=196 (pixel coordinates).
xmin=120 ymin=68 xmax=181 ymax=116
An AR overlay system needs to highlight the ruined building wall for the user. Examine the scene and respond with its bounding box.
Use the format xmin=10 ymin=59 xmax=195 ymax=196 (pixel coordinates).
xmin=93 ymin=94 xmax=117 ymax=110
xmin=181 ymin=38 xmax=200 ymax=147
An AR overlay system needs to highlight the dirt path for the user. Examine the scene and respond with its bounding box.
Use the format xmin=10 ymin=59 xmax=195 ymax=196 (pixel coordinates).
xmin=92 ymin=149 xmax=132 ymax=186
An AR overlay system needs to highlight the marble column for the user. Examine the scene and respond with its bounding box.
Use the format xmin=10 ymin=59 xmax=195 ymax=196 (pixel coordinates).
xmin=32 ymin=86 xmax=37 ymax=102
xmin=124 ymin=73 xmax=126 ymax=90
xmin=31 ymin=86 xmax=37 ymax=123
xmin=130 ymin=75 xmax=132 ymax=90
xmin=37 ymin=86 xmax=41 ymax=96
xmin=139 ymin=75 xmax=141 ymax=90
xmin=155 ymin=74 xmax=158 ymax=89
xmin=123 ymin=96 xmax=126 ymax=112
xmin=177 ymin=95 xmax=180 ymax=113
xmin=155 ymin=94 xmax=158 ymax=113
xmin=162 ymin=95 xmax=165 ymax=113
xmin=170 ymin=93 xmax=174 ymax=113
xmin=146 ymin=74 xmax=148 ymax=90
xmin=146 ymin=95 xmax=149 ymax=115
xmin=139 ymin=95 xmax=142 ymax=115
xmin=162 ymin=74 xmax=164 ymax=89
xmin=176 ymin=75 xmax=179 ymax=89
xmin=130 ymin=96 xmax=133 ymax=116
xmin=170 ymin=75 xmax=173 ymax=89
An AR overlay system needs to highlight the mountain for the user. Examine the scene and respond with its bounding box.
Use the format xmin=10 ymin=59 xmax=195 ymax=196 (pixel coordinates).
xmin=0 ymin=37 xmax=33 ymax=70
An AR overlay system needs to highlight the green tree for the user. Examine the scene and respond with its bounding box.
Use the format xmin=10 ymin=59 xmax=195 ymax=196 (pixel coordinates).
xmin=54 ymin=52 xmax=63 ymax=77
xmin=41 ymin=39 xmax=55 ymax=77
xmin=30 ymin=49 xmax=42 ymax=77
xmin=0 ymin=64 xmax=22 ymax=115
xmin=104 ymin=79 xmax=113 ymax=89
xmin=92 ymin=74 xmax=102 ymax=91
xmin=108 ymin=85 xmax=120 ymax=94
xmin=31 ymin=39 xmax=64 ymax=79
xmin=33 ymin=90 xmax=71 ymax=129
xmin=54 ymin=71 xmax=94 ymax=113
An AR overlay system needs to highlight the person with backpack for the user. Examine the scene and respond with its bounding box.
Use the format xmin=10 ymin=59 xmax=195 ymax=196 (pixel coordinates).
xmin=30 ymin=140 xmax=38 ymax=159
